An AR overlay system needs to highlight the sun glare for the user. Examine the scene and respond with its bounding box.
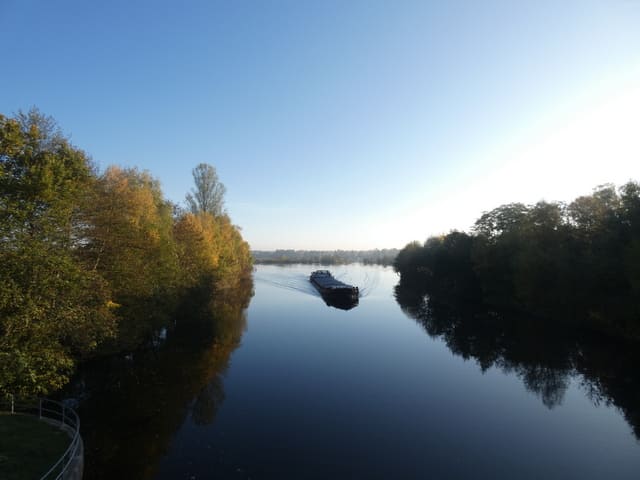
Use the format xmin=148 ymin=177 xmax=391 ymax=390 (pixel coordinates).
xmin=497 ymin=82 xmax=640 ymax=202
xmin=391 ymin=81 xmax=640 ymax=246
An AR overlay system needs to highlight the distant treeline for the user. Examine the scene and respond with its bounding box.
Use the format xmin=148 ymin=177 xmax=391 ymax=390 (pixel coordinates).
xmin=0 ymin=110 xmax=252 ymax=397
xmin=394 ymin=181 xmax=640 ymax=341
xmin=252 ymin=249 xmax=399 ymax=265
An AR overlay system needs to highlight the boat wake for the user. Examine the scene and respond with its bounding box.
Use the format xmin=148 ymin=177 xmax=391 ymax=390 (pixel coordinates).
xmin=254 ymin=272 xmax=320 ymax=297
xmin=331 ymin=270 xmax=379 ymax=298
xmin=254 ymin=267 xmax=385 ymax=299
xmin=254 ymin=266 xmax=380 ymax=298
xmin=355 ymin=271 xmax=380 ymax=298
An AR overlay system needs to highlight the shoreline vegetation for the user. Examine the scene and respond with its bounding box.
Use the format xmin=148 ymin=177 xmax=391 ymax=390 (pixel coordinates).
xmin=0 ymin=412 xmax=69 ymax=480
xmin=394 ymin=180 xmax=640 ymax=342
xmin=252 ymin=249 xmax=398 ymax=266
xmin=393 ymin=181 xmax=640 ymax=439
xmin=0 ymin=109 xmax=253 ymax=399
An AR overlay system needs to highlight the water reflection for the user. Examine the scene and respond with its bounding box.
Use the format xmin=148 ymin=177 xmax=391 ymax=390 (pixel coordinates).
xmin=394 ymin=279 xmax=640 ymax=436
xmin=60 ymin=265 xmax=640 ymax=479
xmin=65 ymin=278 xmax=253 ymax=480
xmin=319 ymin=292 xmax=359 ymax=310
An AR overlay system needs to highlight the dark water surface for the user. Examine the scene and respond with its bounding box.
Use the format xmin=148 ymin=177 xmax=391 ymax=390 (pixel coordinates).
xmin=72 ymin=264 xmax=640 ymax=479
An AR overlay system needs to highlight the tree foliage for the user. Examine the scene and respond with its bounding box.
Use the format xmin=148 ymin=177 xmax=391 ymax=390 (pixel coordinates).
xmin=1 ymin=110 xmax=253 ymax=397
xmin=395 ymin=182 xmax=640 ymax=340
xmin=0 ymin=110 xmax=116 ymax=396
xmin=252 ymin=249 xmax=399 ymax=265
xmin=185 ymin=163 xmax=226 ymax=216
xmin=82 ymin=167 xmax=177 ymax=295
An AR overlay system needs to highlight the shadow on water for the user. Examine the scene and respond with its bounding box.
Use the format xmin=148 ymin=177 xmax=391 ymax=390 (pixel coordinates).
xmin=64 ymin=278 xmax=254 ymax=480
xmin=394 ymin=280 xmax=640 ymax=439
xmin=319 ymin=293 xmax=359 ymax=311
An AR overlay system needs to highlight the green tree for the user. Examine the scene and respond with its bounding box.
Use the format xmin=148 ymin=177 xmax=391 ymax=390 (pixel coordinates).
xmin=472 ymin=203 xmax=529 ymax=239
xmin=620 ymin=182 xmax=640 ymax=310
xmin=471 ymin=206 xmax=528 ymax=309
xmin=393 ymin=241 xmax=426 ymax=283
xmin=396 ymin=180 xmax=640 ymax=340
xmin=185 ymin=163 xmax=226 ymax=216
xmin=0 ymin=110 xmax=115 ymax=397
xmin=510 ymin=201 xmax=572 ymax=316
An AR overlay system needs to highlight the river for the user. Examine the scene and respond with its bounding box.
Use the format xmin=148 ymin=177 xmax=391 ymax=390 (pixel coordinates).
xmin=70 ymin=264 xmax=640 ymax=479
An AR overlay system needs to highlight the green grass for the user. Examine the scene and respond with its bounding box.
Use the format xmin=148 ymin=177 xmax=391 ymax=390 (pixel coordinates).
xmin=0 ymin=413 xmax=70 ymax=480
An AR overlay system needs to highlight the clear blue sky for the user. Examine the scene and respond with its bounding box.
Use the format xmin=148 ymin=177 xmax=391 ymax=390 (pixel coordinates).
xmin=2 ymin=0 xmax=639 ymax=249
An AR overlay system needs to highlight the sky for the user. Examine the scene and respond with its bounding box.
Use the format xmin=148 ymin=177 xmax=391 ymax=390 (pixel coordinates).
xmin=1 ymin=0 xmax=639 ymax=250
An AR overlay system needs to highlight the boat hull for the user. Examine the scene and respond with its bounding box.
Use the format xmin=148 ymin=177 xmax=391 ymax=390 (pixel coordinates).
xmin=310 ymin=270 xmax=359 ymax=309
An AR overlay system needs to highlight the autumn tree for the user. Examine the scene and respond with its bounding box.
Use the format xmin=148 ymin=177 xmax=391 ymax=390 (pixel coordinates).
xmin=179 ymin=163 xmax=251 ymax=289
xmin=1 ymin=110 xmax=254 ymax=395
xmin=79 ymin=166 xmax=180 ymax=349
xmin=173 ymin=212 xmax=221 ymax=288
xmin=211 ymin=214 xmax=253 ymax=288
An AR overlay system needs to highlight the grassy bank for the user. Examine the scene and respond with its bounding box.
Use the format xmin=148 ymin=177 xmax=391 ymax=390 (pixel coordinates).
xmin=0 ymin=413 xmax=69 ymax=480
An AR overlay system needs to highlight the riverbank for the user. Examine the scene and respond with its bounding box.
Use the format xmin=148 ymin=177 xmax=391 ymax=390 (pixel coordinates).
xmin=0 ymin=413 xmax=68 ymax=480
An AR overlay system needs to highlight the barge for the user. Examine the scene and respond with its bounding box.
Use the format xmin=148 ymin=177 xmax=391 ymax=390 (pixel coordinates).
xmin=310 ymin=270 xmax=359 ymax=309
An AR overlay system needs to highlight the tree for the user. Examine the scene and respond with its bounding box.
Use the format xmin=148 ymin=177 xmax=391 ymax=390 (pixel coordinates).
xmin=185 ymin=163 xmax=226 ymax=216
xmin=211 ymin=214 xmax=253 ymax=288
xmin=473 ymin=203 xmax=529 ymax=239
xmin=173 ymin=212 xmax=221 ymax=288
xmin=1 ymin=109 xmax=257 ymax=396
xmin=396 ymin=180 xmax=640 ymax=340
xmin=0 ymin=110 xmax=115 ymax=397
xmin=393 ymin=241 xmax=426 ymax=282
xmin=79 ymin=166 xmax=180 ymax=349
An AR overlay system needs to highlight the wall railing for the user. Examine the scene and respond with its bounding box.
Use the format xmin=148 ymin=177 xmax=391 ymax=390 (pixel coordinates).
xmin=1 ymin=395 xmax=83 ymax=480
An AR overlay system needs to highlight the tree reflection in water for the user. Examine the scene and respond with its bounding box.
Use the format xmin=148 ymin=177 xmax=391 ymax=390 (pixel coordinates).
xmin=64 ymin=277 xmax=254 ymax=480
xmin=394 ymin=279 xmax=640 ymax=436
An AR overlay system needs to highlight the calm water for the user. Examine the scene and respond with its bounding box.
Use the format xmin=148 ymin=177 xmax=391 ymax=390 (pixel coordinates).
xmin=72 ymin=264 xmax=640 ymax=479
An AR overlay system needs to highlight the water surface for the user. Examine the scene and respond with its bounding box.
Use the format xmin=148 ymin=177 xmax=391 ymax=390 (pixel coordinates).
xmin=74 ymin=264 xmax=640 ymax=479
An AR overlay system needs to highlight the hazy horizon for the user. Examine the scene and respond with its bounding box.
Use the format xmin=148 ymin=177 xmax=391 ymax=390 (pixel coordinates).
xmin=2 ymin=0 xmax=639 ymax=250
